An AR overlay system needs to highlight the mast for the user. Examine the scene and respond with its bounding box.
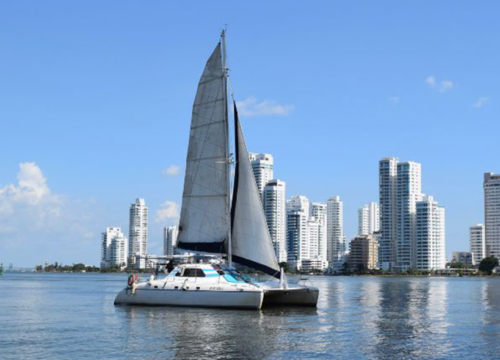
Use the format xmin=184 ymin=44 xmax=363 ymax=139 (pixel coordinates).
xmin=221 ymin=29 xmax=232 ymax=267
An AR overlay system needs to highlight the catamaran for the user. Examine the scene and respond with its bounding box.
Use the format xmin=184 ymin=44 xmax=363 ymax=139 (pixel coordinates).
xmin=114 ymin=31 xmax=319 ymax=309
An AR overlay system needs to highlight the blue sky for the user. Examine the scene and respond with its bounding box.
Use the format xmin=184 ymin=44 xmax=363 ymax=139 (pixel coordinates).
xmin=1 ymin=1 xmax=499 ymax=267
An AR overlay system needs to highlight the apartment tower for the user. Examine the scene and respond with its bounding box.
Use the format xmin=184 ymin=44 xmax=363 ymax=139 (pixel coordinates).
xmin=263 ymin=179 xmax=287 ymax=263
xmin=128 ymin=198 xmax=148 ymax=269
xmin=249 ymin=153 xmax=274 ymax=199
xmin=484 ymin=173 xmax=500 ymax=258
xmin=470 ymin=224 xmax=485 ymax=265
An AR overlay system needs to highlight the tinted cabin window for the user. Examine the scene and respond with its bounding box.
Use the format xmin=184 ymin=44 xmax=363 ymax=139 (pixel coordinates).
xmin=196 ymin=269 xmax=206 ymax=277
xmin=213 ymin=265 xmax=225 ymax=275
xmin=184 ymin=268 xmax=206 ymax=277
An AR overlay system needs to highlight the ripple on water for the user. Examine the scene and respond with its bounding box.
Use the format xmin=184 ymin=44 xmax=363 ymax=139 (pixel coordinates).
xmin=1 ymin=274 xmax=500 ymax=359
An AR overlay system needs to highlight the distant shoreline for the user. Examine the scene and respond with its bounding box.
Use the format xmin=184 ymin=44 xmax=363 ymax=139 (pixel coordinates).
xmin=4 ymin=272 xmax=500 ymax=279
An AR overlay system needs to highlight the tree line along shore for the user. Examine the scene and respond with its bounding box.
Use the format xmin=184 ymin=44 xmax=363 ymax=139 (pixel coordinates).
xmin=35 ymin=257 xmax=500 ymax=277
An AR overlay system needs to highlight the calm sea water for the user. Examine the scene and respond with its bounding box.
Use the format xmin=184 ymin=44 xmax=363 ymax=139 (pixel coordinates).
xmin=1 ymin=274 xmax=500 ymax=359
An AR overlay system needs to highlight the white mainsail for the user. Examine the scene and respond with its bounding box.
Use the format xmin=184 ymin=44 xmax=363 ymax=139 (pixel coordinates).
xmin=231 ymin=104 xmax=281 ymax=277
xmin=177 ymin=43 xmax=229 ymax=253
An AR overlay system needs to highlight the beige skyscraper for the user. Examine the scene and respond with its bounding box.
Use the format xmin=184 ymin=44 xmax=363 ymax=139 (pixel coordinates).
xmin=349 ymin=235 xmax=379 ymax=271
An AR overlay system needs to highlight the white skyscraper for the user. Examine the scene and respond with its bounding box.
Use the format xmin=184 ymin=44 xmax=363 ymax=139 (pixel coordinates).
xmin=416 ymin=195 xmax=446 ymax=270
xmin=307 ymin=217 xmax=320 ymax=260
xmin=326 ymin=196 xmax=345 ymax=271
xmin=470 ymin=224 xmax=485 ymax=265
xmin=128 ymin=198 xmax=148 ymax=269
xmin=379 ymin=157 xmax=398 ymax=270
xmin=249 ymin=153 xmax=274 ymax=198
xmin=101 ymin=227 xmax=128 ymax=269
xmin=396 ymin=161 xmax=422 ymax=270
xmin=379 ymin=158 xmax=445 ymax=272
xmin=358 ymin=202 xmax=380 ymax=236
xmin=163 ymin=225 xmax=179 ymax=256
xmin=484 ymin=173 xmax=500 ymax=258
xmin=288 ymin=195 xmax=310 ymax=215
xmin=311 ymin=202 xmax=328 ymax=264
xmin=263 ymin=179 xmax=287 ymax=263
xmin=287 ymin=196 xmax=310 ymax=270
xmin=286 ymin=196 xmax=328 ymax=271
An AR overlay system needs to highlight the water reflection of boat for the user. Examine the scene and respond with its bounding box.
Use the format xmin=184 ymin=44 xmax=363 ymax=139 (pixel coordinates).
xmin=114 ymin=31 xmax=318 ymax=309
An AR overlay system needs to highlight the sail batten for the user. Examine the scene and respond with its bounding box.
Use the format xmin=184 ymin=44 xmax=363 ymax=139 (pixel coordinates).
xmin=177 ymin=43 xmax=229 ymax=253
xmin=231 ymin=103 xmax=281 ymax=278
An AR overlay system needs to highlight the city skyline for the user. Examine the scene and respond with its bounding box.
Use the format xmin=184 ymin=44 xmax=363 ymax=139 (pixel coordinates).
xmin=2 ymin=1 xmax=500 ymax=267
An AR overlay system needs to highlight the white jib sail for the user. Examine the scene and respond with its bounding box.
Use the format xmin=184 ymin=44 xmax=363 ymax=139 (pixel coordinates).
xmin=177 ymin=43 xmax=229 ymax=253
xmin=231 ymin=104 xmax=281 ymax=277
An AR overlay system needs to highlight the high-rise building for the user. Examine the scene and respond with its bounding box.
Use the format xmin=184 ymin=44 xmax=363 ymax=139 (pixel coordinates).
xmin=415 ymin=195 xmax=446 ymax=270
xmin=379 ymin=158 xmax=444 ymax=271
xmin=288 ymin=195 xmax=310 ymax=215
xmin=396 ymin=161 xmax=422 ymax=270
xmin=286 ymin=196 xmax=328 ymax=271
xmin=101 ymin=227 xmax=128 ymax=269
xmin=128 ymin=198 xmax=148 ymax=269
xmin=287 ymin=196 xmax=310 ymax=270
xmin=263 ymin=179 xmax=287 ymax=263
xmin=311 ymin=202 xmax=328 ymax=264
xmin=249 ymin=153 xmax=274 ymax=199
xmin=349 ymin=235 xmax=379 ymax=271
xmin=307 ymin=217 xmax=320 ymax=261
xmin=470 ymin=224 xmax=485 ymax=265
xmin=358 ymin=202 xmax=380 ymax=236
xmin=379 ymin=157 xmax=398 ymax=270
xmin=163 ymin=225 xmax=179 ymax=256
xmin=484 ymin=173 xmax=500 ymax=258
xmin=326 ymin=196 xmax=345 ymax=271
xmin=452 ymin=252 xmax=474 ymax=266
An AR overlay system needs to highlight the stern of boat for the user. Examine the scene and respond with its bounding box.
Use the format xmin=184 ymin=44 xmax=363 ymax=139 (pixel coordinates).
xmin=262 ymin=286 xmax=319 ymax=307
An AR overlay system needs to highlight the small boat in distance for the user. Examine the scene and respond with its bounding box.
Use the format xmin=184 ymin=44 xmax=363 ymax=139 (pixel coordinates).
xmin=114 ymin=31 xmax=319 ymax=309
xmin=0 ymin=263 xmax=4 ymax=275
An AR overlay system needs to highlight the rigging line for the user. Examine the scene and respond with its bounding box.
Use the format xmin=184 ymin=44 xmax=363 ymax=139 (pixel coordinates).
xmin=227 ymin=75 xmax=236 ymax=103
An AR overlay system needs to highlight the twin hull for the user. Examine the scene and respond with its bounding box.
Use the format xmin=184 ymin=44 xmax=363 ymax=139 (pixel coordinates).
xmin=115 ymin=287 xmax=264 ymax=310
xmin=114 ymin=284 xmax=319 ymax=310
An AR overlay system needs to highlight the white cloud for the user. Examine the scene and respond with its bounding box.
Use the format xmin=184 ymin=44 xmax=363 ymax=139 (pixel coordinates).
xmin=236 ymin=96 xmax=294 ymax=117
xmin=388 ymin=96 xmax=400 ymax=104
xmin=155 ymin=201 xmax=179 ymax=223
xmin=0 ymin=162 xmax=102 ymax=267
xmin=439 ymin=80 xmax=454 ymax=92
xmin=426 ymin=76 xmax=436 ymax=87
xmin=426 ymin=75 xmax=454 ymax=92
xmin=473 ymin=97 xmax=490 ymax=108
xmin=163 ymin=165 xmax=181 ymax=177
xmin=0 ymin=162 xmax=62 ymax=220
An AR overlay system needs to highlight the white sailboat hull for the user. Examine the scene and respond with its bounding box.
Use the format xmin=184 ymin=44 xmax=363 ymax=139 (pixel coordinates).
xmin=114 ymin=287 xmax=264 ymax=310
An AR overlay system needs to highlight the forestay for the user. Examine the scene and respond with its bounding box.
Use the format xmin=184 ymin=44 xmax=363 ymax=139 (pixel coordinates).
xmin=231 ymin=104 xmax=281 ymax=278
xmin=177 ymin=43 xmax=229 ymax=253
